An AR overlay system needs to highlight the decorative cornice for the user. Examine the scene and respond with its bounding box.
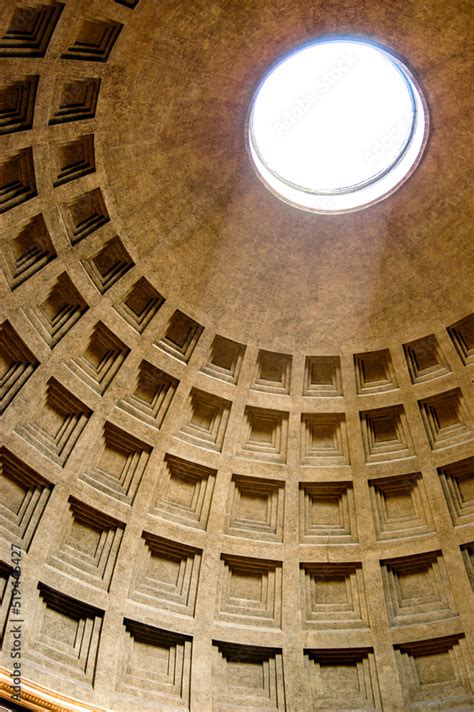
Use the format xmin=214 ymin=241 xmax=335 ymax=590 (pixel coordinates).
xmin=0 ymin=668 xmax=110 ymax=712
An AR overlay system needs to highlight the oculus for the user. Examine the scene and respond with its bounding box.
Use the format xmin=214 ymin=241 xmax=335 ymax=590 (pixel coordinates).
xmin=247 ymin=38 xmax=429 ymax=213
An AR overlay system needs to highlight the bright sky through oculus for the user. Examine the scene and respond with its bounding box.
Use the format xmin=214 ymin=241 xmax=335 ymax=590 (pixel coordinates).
xmin=248 ymin=38 xmax=428 ymax=213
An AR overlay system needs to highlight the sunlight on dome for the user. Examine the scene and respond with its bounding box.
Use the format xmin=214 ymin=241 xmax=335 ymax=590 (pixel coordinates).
xmin=247 ymin=38 xmax=428 ymax=213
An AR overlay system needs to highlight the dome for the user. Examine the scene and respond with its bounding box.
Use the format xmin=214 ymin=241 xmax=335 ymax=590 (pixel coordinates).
xmin=0 ymin=1 xmax=473 ymax=710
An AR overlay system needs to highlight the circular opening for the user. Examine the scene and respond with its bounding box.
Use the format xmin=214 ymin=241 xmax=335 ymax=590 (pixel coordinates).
xmin=247 ymin=38 xmax=429 ymax=214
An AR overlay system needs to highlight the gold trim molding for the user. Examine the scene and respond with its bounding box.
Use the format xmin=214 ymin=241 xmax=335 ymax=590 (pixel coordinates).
xmin=0 ymin=668 xmax=110 ymax=712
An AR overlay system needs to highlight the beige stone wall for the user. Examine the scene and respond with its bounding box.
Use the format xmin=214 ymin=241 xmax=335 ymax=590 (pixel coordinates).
xmin=0 ymin=1 xmax=473 ymax=710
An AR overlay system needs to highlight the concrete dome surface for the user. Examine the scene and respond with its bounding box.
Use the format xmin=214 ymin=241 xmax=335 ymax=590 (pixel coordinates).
xmin=0 ymin=1 xmax=473 ymax=710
